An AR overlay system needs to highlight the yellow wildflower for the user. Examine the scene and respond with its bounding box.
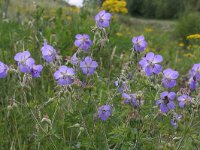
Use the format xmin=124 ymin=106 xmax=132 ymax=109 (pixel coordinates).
xmin=65 ymin=15 xmax=72 ymax=21
xmin=186 ymin=34 xmax=200 ymax=39
xmin=178 ymin=43 xmax=184 ymax=47
xmin=116 ymin=32 xmax=123 ymax=37
xmin=184 ymin=53 xmax=195 ymax=58
xmin=144 ymin=28 xmax=153 ymax=33
xmin=102 ymin=0 xmax=128 ymax=14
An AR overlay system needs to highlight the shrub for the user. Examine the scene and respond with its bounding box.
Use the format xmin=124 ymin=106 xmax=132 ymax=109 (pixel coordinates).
xmin=127 ymin=0 xmax=187 ymax=19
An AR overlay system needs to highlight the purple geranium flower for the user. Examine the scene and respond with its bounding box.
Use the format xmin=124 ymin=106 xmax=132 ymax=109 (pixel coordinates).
xmin=74 ymin=34 xmax=92 ymax=51
xmin=189 ymin=77 xmax=198 ymax=91
xmin=139 ymin=52 xmax=163 ymax=76
xmin=122 ymin=93 xmax=138 ymax=108
xmin=162 ymin=68 xmax=179 ymax=88
xmin=14 ymin=51 xmax=35 ymax=73
xmin=98 ymin=105 xmax=112 ymax=121
xmin=71 ymin=53 xmax=78 ymax=66
xmin=80 ymin=57 xmax=98 ymax=75
xmin=0 ymin=61 xmax=8 ymax=78
xmin=54 ymin=66 xmax=75 ymax=85
xmin=177 ymin=94 xmax=192 ymax=108
xmin=190 ymin=63 xmax=200 ymax=81
xmin=41 ymin=42 xmax=57 ymax=63
xmin=114 ymin=81 xmax=129 ymax=93
xmin=95 ymin=10 xmax=111 ymax=28
xmin=132 ymin=35 xmax=147 ymax=52
xmin=171 ymin=114 xmax=181 ymax=128
xmin=156 ymin=91 xmax=176 ymax=113
xmin=30 ymin=64 xmax=43 ymax=78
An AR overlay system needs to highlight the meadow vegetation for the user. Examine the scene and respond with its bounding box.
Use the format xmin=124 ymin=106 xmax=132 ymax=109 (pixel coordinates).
xmin=0 ymin=0 xmax=200 ymax=149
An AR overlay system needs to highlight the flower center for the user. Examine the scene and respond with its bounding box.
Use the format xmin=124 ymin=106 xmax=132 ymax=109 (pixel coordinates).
xmin=163 ymin=96 xmax=169 ymax=104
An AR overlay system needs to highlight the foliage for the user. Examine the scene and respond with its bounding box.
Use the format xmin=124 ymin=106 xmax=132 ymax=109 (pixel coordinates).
xmin=0 ymin=3 xmax=200 ymax=149
xmin=126 ymin=0 xmax=191 ymax=19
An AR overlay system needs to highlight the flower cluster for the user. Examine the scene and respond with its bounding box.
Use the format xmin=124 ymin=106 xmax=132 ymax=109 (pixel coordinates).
xmin=122 ymin=93 xmax=138 ymax=108
xmin=178 ymin=94 xmax=192 ymax=108
xmin=0 ymin=10 xmax=199 ymax=128
xmin=14 ymin=51 xmax=43 ymax=78
xmin=112 ymin=28 xmax=198 ymax=129
xmin=187 ymin=34 xmax=200 ymax=39
xmin=72 ymin=10 xmax=111 ymax=121
xmin=102 ymin=0 xmax=128 ymax=14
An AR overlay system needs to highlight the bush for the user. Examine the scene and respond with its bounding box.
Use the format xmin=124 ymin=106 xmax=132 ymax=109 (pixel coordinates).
xmin=127 ymin=0 xmax=187 ymax=19
xmin=126 ymin=0 xmax=144 ymax=16
xmin=175 ymin=11 xmax=200 ymax=43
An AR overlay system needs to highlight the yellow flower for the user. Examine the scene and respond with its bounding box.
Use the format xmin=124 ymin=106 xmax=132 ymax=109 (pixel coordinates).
xmin=144 ymin=28 xmax=153 ymax=33
xmin=145 ymin=47 xmax=150 ymax=52
xmin=66 ymin=16 xmax=72 ymax=21
xmin=116 ymin=32 xmax=123 ymax=37
xmin=178 ymin=43 xmax=184 ymax=47
xmin=186 ymin=34 xmax=200 ymax=39
xmin=184 ymin=53 xmax=195 ymax=58
xmin=102 ymin=0 xmax=128 ymax=14
xmin=127 ymin=32 xmax=132 ymax=35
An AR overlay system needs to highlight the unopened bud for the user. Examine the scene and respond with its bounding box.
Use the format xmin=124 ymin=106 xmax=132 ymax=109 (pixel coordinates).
xmin=74 ymin=123 xmax=80 ymax=128
xmin=79 ymin=127 xmax=84 ymax=131
xmin=7 ymin=105 xmax=12 ymax=110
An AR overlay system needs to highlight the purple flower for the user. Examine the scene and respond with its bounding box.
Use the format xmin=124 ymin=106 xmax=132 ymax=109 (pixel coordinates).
xmin=177 ymin=94 xmax=192 ymax=108
xmin=139 ymin=52 xmax=163 ymax=76
xmin=54 ymin=66 xmax=75 ymax=85
xmin=189 ymin=77 xmax=198 ymax=91
xmin=122 ymin=93 xmax=138 ymax=108
xmin=80 ymin=57 xmax=98 ymax=75
xmin=71 ymin=53 xmax=78 ymax=66
xmin=114 ymin=80 xmax=119 ymax=86
xmin=190 ymin=63 xmax=200 ymax=81
xmin=74 ymin=34 xmax=92 ymax=51
xmin=115 ymin=81 xmax=129 ymax=93
xmin=156 ymin=91 xmax=176 ymax=113
xmin=132 ymin=35 xmax=147 ymax=52
xmin=0 ymin=61 xmax=8 ymax=78
xmin=171 ymin=114 xmax=181 ymax=128
xmin=41 ymin=42 xmax=57 ymax=63
xmin=14 ymin=51 xmax=35 ymax=73
xmin=95 ymin=10 xmax=111 ymax=28
xmin=162 ymin=68 xmax=179 ymax=88
xmin=30 ymin=65 xmax=43 ymax=78
xmin=98 ymin=105 xmax=111 ymax=121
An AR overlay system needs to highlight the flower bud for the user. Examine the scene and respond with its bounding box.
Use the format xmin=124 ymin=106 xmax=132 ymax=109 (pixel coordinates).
xmin=79 ymin=127 xmax=84 ymax=131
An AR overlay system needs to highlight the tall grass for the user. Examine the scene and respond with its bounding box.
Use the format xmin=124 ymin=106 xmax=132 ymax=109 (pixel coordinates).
xmin=0 ymin=1 xmax=200 ymax=149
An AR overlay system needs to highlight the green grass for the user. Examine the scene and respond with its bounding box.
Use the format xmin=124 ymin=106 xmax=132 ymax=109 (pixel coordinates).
xmin=0 ymin=1 xmax=200 ymax=149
